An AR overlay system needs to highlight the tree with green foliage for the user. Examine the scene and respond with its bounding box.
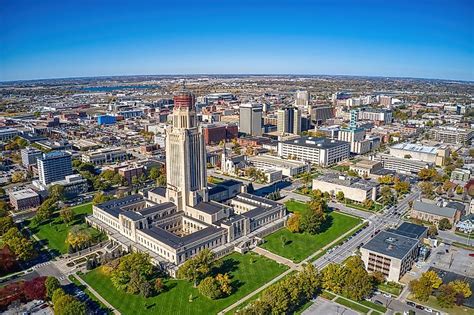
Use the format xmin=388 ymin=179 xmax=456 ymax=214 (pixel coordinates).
xmin=300 ymin=207 xmax=325 ymax=234
xmin=380 ymin=185 xmax=395 ymax=205
xmin=45 ymin=276 xmax=61 ymax=300
xmin=0 ymin=216 xmax=14 ymax=236
xmin=321 ymin=263 xmax=345 ymax=294
xmin=455 ymin=186 xmax=464 ymax=195
xmin=335 ymin=191 xmax=345 ymax=202
xmin=409 ymin=270 xmax=442 ymax=301
xmin=49 ymin=184 xmax=65 ymax=202
xmin=35 ymin=198 xmax=57 ymax=222
xmin=450 ymin=280 xmax=472 ymax=305
xmin=2 ymin=227 xmax=34 ymax=261
xmin=342 ymin=256 xmax=373 ymax=300
xmin=92 ymin=192 xmax=112 ymax=205
xmin=301 ymin=172 xmax=313 ymax=188
xmin=418 ymin=168 xmax=437 ymax=181
xmin=139 ymin=280 xmax=154 ymax=297
xmin=394 ymin=180 xmax=410 ymax=195
xmin=378 ymin=175 xmax=394 ymax=185
xmin=198 ymin=276 xmax=222 ymax=299
xmin=437 ymin=283 xmax=456 ymax=308
xmin=438 ymin=218 xmax=452 ymax=230
xmin=177 ymin=249 xmax=215 ymax=286
xmin=0 ymin=200 xmax=10 ymax=217
xmin=110 ymin=252 xmax=154 ymax=293
xmin=60 ymin=207 xmax=74 ymax=225
xmin=428 ymin=225 xmax=438 ymax=237
xmin=216 ymin=273 xmax=232 ymax=296
xmin=51 ymin=288 xmax=66 ymax=305
xmin=54 ymin=294 xmax=87 ymax=315
xmin=287 ymin=213 xmax=301 ymax=233
xmin=154 ymin=278 xmax=166 ymax=294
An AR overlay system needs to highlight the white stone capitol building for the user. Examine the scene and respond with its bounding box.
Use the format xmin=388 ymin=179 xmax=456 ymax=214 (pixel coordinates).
xmin=87 ymin=87 xmax=287 ymax=274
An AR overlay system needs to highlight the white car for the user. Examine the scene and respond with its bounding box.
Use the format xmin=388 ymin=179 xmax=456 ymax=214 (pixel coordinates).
xmin=425 ymin=308 xmax=433 ymax=313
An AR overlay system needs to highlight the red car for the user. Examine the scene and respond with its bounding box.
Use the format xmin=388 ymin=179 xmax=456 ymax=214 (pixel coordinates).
xmin=469 ymin=253 xmax=474 ymax=257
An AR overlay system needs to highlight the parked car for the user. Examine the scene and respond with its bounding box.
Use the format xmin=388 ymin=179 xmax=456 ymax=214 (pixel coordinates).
xmin=406 ymin=301 xmax=416 ymax=307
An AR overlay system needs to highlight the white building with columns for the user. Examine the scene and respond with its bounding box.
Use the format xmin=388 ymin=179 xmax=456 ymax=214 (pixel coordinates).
xmin=87 ymin=87 xmax=287 ymax=275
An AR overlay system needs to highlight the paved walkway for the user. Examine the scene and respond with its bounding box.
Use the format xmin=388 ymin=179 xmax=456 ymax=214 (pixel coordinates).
xmin=74 ymin=274 xmax=121 ymax=315
xmin=252 ymin=247 xmax=300 ymax=270
xmin=218 ymin=221 xmax=367 ymax=314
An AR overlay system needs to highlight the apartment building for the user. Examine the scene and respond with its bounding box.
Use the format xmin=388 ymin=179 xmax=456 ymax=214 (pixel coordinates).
xmin=278 ymin=137 xmax=350 ymax=167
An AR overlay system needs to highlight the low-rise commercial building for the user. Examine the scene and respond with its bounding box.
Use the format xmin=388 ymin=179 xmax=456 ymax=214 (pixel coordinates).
xmin=372 ymin=154 xmax=433 ymax=175
xmin=411 ymin=200 xmax=462 ymax=226
xmin=247 ymin=154 xmax=310 ymax=177
xmin=82 ymin=148 xmax=128 ymax=165
xmin=431 ymin=126 xmax=473 ymax=144
xmin=9 ymin=188 xmax=41 ymax=211
xmin=312 ymin=174 xmax=379 ymax=202
xmin=349 ymin=160 xmax=383 ymax=178
xmin=361 ymin=223 xmax=427 ymax=282
xmin=389 ymin=143 xmax=449 ymax=166
xmin=0 ymin=128 xmax=20 ymax=142
xmin=278 ymin=137 xmax=350 ymax=167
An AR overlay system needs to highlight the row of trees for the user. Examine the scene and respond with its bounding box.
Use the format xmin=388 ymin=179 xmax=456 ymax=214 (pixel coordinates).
xmin=240 ymin=264 xmax=320 ymax=314
xmin=321 ymin=256 xmax=375 ymax=301
xmin=409 ymin=270 xmax=472 ymax=308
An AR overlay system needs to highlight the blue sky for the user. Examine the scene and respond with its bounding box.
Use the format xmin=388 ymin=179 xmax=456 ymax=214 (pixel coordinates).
xmin=0 ymin=0 xmax=473 ymax=81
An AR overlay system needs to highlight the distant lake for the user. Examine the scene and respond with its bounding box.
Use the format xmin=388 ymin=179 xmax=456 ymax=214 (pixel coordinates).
xmin=81 ymin=85 xmax=161 ymax=92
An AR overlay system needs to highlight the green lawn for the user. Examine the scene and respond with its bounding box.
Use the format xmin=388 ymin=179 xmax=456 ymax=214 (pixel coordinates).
xmin=345 ymin=200 xmax=383 ymax=213
xmin=359 ymin=300 xmax=387 ymax=313
xmin=81 ymin=252 xmax=288 ymax=315
xmin=28 ymin=202 xmax=101 ymax=254
xmin=320 ymin=291 xmax=336 ymax=300
xmin=260 ymin=201 xmax=361 ymax=262
xmin=334 ymin=297 xmax=370 ymax=314
xmin=378 ymin=281 xmax=403 ymax=296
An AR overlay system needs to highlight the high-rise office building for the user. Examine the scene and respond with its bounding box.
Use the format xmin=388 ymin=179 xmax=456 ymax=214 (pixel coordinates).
xmin=166 ymin=86 xmax=208 ymax=210
xmin=239 ymin=103 xmax=263 ymax=136
xmin=310 ymin=105 xmax=334 ymax=125
xmin=37 ymin=151 xmax=73 ymax=185
xmin=295 ymin=90 xmax=310 ymax=107
xmin=277 ymin=106 xmax=301 ymax=135
xmin=21 ymin=147 xmax=43 ymax=168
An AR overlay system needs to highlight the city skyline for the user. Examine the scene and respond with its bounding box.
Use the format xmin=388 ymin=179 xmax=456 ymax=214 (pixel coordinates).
xmin=1 ymin=0 xmax=473 ymax=82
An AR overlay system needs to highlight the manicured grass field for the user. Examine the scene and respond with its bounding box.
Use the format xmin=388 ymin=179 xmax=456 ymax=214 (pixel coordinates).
xmin=28 ymin=202 xmax=100 ymax=254
xmin=81 ymin=252 xmax=288 ymax=315
xmin=260 ymin=201 xmax=361 ymax=262
xmin=378 ymin=281 xmax=403 ymax=296
xmin=359 ymin=300 xmax=387 ymax=313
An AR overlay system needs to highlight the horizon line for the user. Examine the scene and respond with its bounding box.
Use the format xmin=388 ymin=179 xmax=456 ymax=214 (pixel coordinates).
xmin=1 ymin=73 xmax=473 ymax=85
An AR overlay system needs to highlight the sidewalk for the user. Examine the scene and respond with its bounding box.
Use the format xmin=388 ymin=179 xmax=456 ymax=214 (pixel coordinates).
xmin=252 ymin=247 xmax=300 ymax=270
xmin=74 ymin=274 xmax=121 ymax=315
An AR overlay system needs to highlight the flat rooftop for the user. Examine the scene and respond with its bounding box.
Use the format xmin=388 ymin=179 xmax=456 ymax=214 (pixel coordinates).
xmin=391 ymin=143 xmax=438 ymax=154
xmin=362 ymin=230 xmax=419 ymax=260
xmin=281 ymin=136 xmax=348 ymax=149
xmin=10 ymin=188 xmax=38 ymax=200
xmin=249 ymin=154 xmax=308 ymax=168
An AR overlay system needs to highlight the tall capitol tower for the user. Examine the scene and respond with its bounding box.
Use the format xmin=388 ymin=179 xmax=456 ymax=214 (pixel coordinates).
xmin=166 ymin=84 xmax=208 ymax=211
